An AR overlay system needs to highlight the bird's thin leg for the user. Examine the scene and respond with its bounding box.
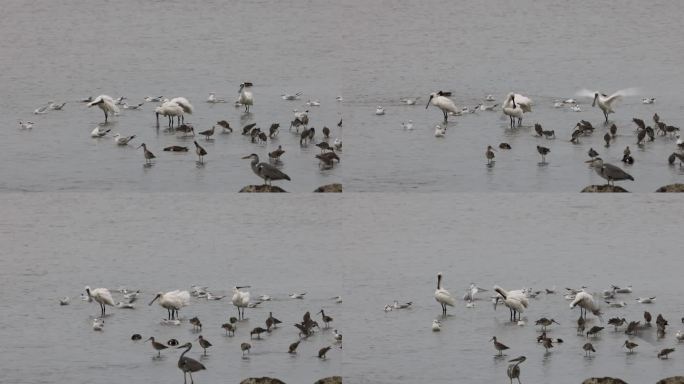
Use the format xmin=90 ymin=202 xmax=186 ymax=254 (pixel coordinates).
xmin=183 ymin=372 xmax=187 ymax=384
xmin=517 ymin=378 xmax=521 ymax=384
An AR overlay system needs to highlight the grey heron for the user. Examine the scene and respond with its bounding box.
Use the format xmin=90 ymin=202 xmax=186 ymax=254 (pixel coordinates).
xmin=507 ymin=356 xmax=526 ymax=384
xmin=242 ymin=154 xmax=291 ymax=186
xmin=585 ymin=157 xmax=634 ymax=186
xmin=177 ymin=342 xmax=205 ymax=384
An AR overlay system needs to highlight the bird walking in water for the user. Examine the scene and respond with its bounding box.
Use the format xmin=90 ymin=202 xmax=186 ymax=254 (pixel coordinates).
xmin=85 ymin=286 xmax=114 ymax=317
xmin=238 ymin=82 xmax=254 ymax=112
xmin=149 ymin=290 xmax=191 ymax=320
xmin=426 ymin=91 xmax=459 ymax=123
xmin=197 ymin=335 xmax=212 ymax=356
xmin=507 ymin=356 xmax=526 ymax=384
xmin=266 ymin=312 xmax=282 ymax=330
xmin=198 ymin=126 xmax=214 ymax=140
xmin=319 ymin=310 xmax=333 ymax=328
xmin=177 ymin=342 xmax=206 ymax=384
xmin=318 ymin=346 xmax=332 ymax=359
xmin=232 ymin=286 xmax=251 ymax=320
xmin=87 ymin=95 xmax=120 ymax=124
xmin=137 ymin=143 xmax=155 ymax=165
xmin=269 ymin=145 xmax=285 ymax=162
xmin=242 ymin=154 xmax=291 ymax=186
xmin=624 ymin=340 xmax=638 ymax=353
xmin=486 ymin=146 xmax=496 ymax=165
xmin=585 ymin=158 xmax=634 ymax=186
xmin=537 ymin=146 xmax=550 ymax=163
xmin=434 ymin=272 xmax=455 ymax=316
xmin=490 ymin=336 xmax=509 ymax=356
xmin=193 ymin=141 xmax=207 ymax=163
xmin=535 ymin=318 xmax=559 ymax=331
xmin=583 ymin=342 xmax=596 ymax=356
xmin=241 ymin=342 xmax=251 ymax=356
xmin=288 ymin=340 xmax=300 ymax=354
xmin=146 ymin=337 xmax=168 ymax=358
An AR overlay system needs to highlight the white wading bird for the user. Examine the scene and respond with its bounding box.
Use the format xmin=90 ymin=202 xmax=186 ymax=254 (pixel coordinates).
xmin=88 ymin=95 xmax=120 ymax=124
xmin=577 ymin=88 xmax=638 ymax=124
xmin=435 ymin=272 xmax=455 ymax=316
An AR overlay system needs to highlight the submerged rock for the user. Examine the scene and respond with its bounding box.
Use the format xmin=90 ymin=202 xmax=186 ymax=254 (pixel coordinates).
xmin=314 ymin=377 xmax=342 ymax=384
xmin=581 ymin=185 xmax=629 ymax=193
xmin=655 ymin=183 xmax=684 ymax=192
xmin=657 ymin=377 xmax=684 ymax=384
xmin=582 ymin=378 xmax=627 ymax=384
xmin=240 ymin=378 xmax=287 ymax=384
xmin=239 ymin=185 xmax=287 ymax=193
xmin=314 ymin=183 xmax=343 ymax=193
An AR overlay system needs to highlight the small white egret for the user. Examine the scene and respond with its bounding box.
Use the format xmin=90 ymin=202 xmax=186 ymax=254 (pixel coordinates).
xmin=87 ymin=95 xmax=120 ymax=123
xmin=463 ymin=283 xmax=488 ymax=301
xmin=426 ymin=91 xmax=459 ymax=122
xmin=435 ymin=272 xmax=455 ymax=315
xmin=85 ymin=286 xmax=115 ymax=317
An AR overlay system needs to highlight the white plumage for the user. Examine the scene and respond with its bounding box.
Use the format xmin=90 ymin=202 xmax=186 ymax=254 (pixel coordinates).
xmin=87 ymin=95 xmax=120 ymax=123
xmin=155 ymin=102 xmax=185 ymax=128
xmin=570 ymin=290 xmax=600 ymax=319
xmin=238 ymin=83 xmax=254 ymax=112
xmin=85 ymin=286 xmax=115 ymax=317
xmin=232 ymin=286 xmax=251 ymax=320
xmin=148 ymin=290 xmax=190 ymax=320
xmin=426 ymin=92 xmax=459 ymax=122
xmin=435 ymin=272 xmax=455 ymax=315
xmin=493 ymin=285 xmax=528 ymax=321
xmin=577 ymin=88 xmax=638 ymax=123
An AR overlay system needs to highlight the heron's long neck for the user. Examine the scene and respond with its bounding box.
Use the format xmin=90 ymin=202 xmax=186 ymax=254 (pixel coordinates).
xmin=180 ymin=345 xmax=191 ymax=358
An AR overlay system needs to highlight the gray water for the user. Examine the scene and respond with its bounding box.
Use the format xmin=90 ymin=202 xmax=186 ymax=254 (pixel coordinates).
xmin=2 ymin=1 xmax=684 ymax=383
xmin=1 ymin=194 xmax=683 ymax=384
xmin=1 ymin=0 xmax=683 ymax=192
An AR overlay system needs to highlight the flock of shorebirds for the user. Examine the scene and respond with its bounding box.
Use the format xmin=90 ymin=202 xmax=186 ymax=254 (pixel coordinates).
xmin=430 ymin=273 xmax=682 ymax=383
xmin=18 ymin=83 xmax=343 ymax=188
xmin=69 ymin=285 xmax=342 ymax=383
xmin=17 ymin=84 xmax=684 ymax=190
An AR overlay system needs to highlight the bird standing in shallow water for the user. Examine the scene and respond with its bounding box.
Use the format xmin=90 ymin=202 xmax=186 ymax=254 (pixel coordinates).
xmin=138 ymin=143 xmax=155 ymax=165
xmin=88 ymin=95 xmax=119 ymax=123
xmin=586 ymin=158 xmax=634 ymax=186
xmin=241 ymin=342 xmax=251 ymax=356
xmin=507 ymin=356 xmax=525 ymax=384
xmin=193 ymin=141 xmax=207 ymax=163
xmin=434 ymin=272 xmax=455 ymax=316
xmin=624 ymin=340 xmax=638 ymax=353
xmin=177 ymin=342 xmax=205 ymax=384
xmin=490 ymin=336 xmax=509 ymax=356
xmin=537 ymin=146 xmax=550 ymax=163
xmin=288 ymin=341 xmax=300 ymax=353
xmin=197 ymin=335 xmax=212 ymax=355
xmin=146 ymin=337 xmax=168 ymax=358
xmin=242 ymin=154 xmax=291 ymax=186
xmin=85 ymin=286 xmax=114 ymax=317
xmin=583 ymin=342 xmax=595 ymax=356
xmin=486 ymin=146 xmax=495 ymax=165
xmin=238 ymin=82 xmax=254 ymax=112
xmin=426 ymin=91 xmax=459 ymax=123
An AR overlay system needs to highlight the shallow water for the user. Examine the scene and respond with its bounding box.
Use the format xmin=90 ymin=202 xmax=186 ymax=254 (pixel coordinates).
xmin=1 ymin=0 xmax=683 ymax=192
xmin=2 ymin=194 xmax=683 ymax=383
xmin=2 ymin=1 xmax=684 ymax=383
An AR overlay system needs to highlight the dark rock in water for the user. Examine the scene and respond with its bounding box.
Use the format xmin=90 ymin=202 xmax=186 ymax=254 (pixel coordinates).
xmin=314 ymin=377 xmax=342 ymax=384
xmin=655 ymin=183 xmax=684 ymax=192
xmin=239 ymin=185 xmax=287 ymax=193
xmin=582 ymin=378 xmax=628 ymax=384
xmin=581 ymin=185 xmax=629 ymax=193
xmin=240 ymin=378 xmax=287 ymax=384
xmin=657 ymin=377 xmax=684 ymax=384
xmin=314 ymin=183 xmax=343 ymax=193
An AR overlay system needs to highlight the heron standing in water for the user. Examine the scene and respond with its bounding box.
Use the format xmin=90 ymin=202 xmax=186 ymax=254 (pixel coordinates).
xmin=585 ymin=157 xmax=634 ymax=186
xmin=242 ymin=154 xmax=291 ymax=186
xmin=177 ymin=342 xmax=205 ymax=384
xmin=507 ymin=356 xmax=526 ymax=384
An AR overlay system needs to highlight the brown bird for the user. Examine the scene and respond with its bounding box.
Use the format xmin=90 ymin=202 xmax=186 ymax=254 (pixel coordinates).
xmin=608 ymin=317 xmax=627 ymax=331
xmin=189 ymin=317 xmax=202 ymax=331
xmin=658 ymin=348 xmax=675 ymax=359
xmin=541 ymin=337 xmax=554 ymax=352
xmin=577 ymin=315 xmax=586 ymax=335
xmin=268 ymin=123 xmax=280 ymax=138
xmin=491 ymin=336 xmax=510 ymax=356
xmin=537 ymin=146 xmax=550 ymax=163
xmin=633 ymin=118 xmax=646 ymax=130
xmin=163 ymin=145 xmax=189 ymax=152
xmin=241 ymin=342 xmax=251 ymax=356
xmin=542 ymin=130 xmax=555 ymax=139
xmin=637 ymin=129 xmax=646 ymax=145
xmin=269 ymin=145 xmax=285 ymax=162
xmin=316 ymin=141 xmax=331 ymax=153
xmin=322 ymin=126 xmax=331 ymax=139
xmin=644 ymin=311 xmax=652 ymax=325
xmin=586 ymin=326 xmax=604 ymax=338
xmin=288 ymin=341 xmax=300 ymax=354
xmin=499 ymin=143 xmax=511 ymax=150
xmin=603 ymin=132 xmax=611 ymax=148
xmin=337 ymin=118 xmax=342 ymax=128
xmin=167 ymin=338 xmax=179 ymax=346
xmin=242 ymin=123 xmax=257 ymax=135
xmin=588 ymin=148 xmax=599 ymax=159
xmin=318 ymin=346 xmax=332 ymax=359
xmin=138 ymin=143 xmax=155 ymax=164
xmin=250 ymin=327 xmax=267 ymax=339
xmin=669 ymin=152 xmax=684 ymax=166
xmin=216 ymin=120 xmax=232 ymax=133
xmin=197 ymin=335 xmax=212 ymax=356
xmin=624 ymin=340 xmax=638 ymax=353
xmin=583 ymin=342 xmax=595 ymax=356
xmin=486 ymin=145 xmax=496 ymax=165
xmin=625 ymin=321 xmax=640 ymax=336
xmin=319 ymin=310 xmax=333 ymax=328
xmin=610 ymin=123 xmax=617 ymax=138
xmin=221 ymin=322 xmax=235 ymax=336
xmin=198 ymin=125 xmax=215 ymax=140
xmin=534 ymin=123 xmax=543 ymax=137
xmin=535 ymin=318 xmax=559 ymax=331
xmin=146 ymin=336 xmax=168 ymax=357
xmin=266 ymin=312 xmax=282 ymax=331
xmin=194 ymin=141 xmax=207 ymax=163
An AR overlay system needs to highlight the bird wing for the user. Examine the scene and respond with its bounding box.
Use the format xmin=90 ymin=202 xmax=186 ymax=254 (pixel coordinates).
xmin=605 ymin=88 xmax=639 ymax=105
xmin=514 ymin=94 xmax=533 ymax=112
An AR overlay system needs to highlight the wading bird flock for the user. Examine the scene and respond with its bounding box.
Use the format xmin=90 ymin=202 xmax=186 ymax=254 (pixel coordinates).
xmin=425 ymin=272 xmax=681 ymax=383
xmin=18 ymin=84 xmax=681 ymax=191
xmin=73 ymin=284 xmax=343 ymax=383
